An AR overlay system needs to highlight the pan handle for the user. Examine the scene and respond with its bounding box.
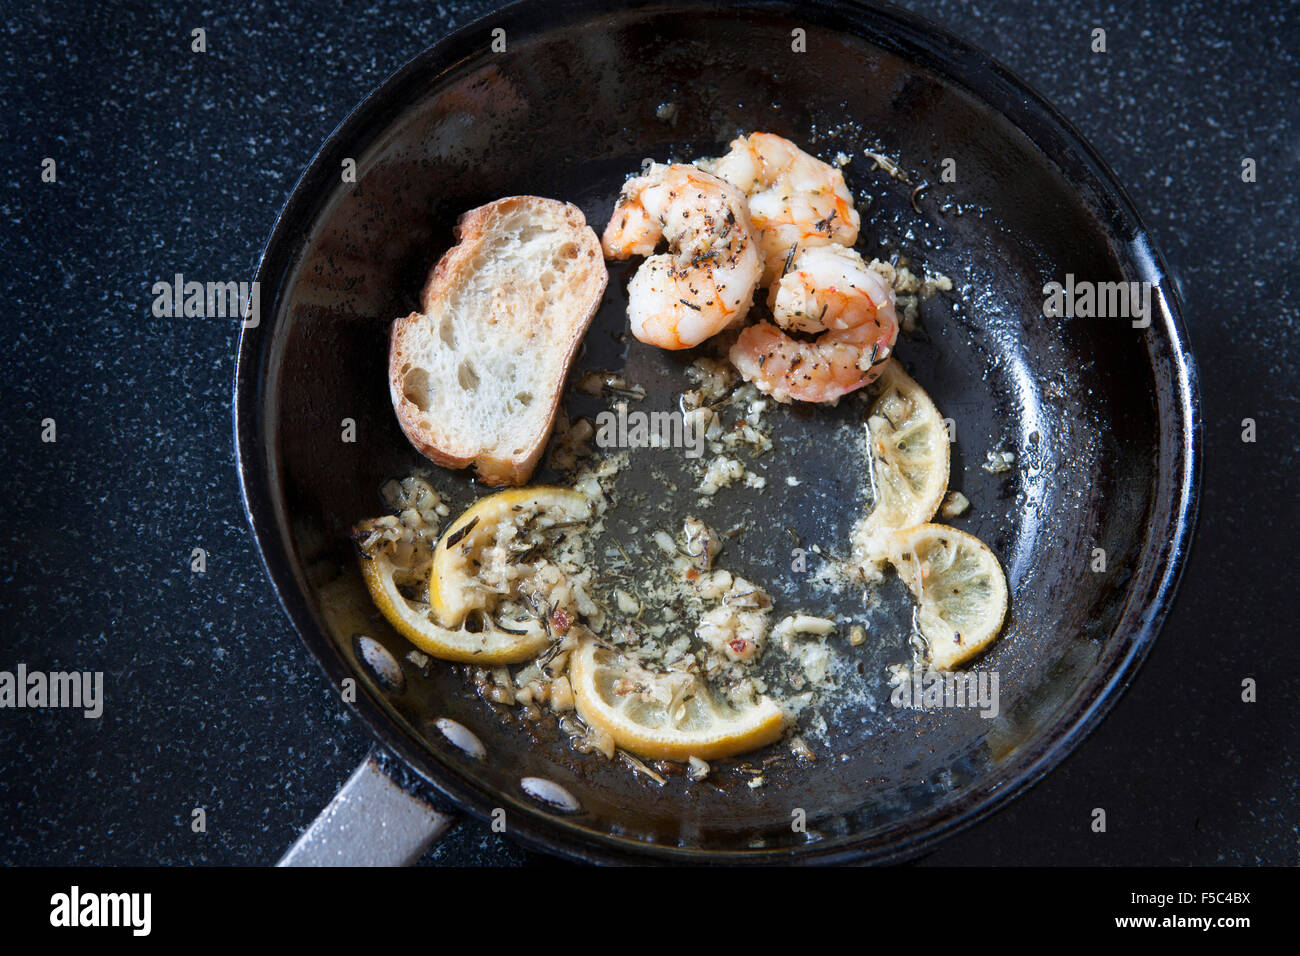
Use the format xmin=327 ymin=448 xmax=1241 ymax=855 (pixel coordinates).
xmin=278 ymin=748 xmax=454 ymax=866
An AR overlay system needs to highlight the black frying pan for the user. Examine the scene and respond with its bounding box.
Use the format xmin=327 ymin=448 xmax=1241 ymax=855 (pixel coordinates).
xmin=234 ymin=0 xmax=1200 ymax=864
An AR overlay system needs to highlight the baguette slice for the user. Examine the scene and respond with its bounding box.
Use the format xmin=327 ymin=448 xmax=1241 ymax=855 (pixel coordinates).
xmin=389 ymin=196 xmax=607 ymax=485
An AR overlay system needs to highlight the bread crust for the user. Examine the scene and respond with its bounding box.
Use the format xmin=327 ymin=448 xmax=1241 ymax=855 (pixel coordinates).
xmin=388 ymin=196 xmax=607 ymax=485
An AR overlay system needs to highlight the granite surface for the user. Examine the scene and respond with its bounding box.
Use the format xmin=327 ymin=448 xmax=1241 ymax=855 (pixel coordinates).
xmin=0 ymin=0 xmax=1295 ymax=865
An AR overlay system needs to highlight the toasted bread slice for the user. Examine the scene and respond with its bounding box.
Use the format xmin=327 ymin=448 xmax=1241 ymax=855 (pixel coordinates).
xmin=389 ymin=196 xmax=607 ymax=485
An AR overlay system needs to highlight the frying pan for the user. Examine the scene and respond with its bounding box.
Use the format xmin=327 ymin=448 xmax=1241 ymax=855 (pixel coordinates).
xmin=234 ymin=0 xmax=1200 ymax=864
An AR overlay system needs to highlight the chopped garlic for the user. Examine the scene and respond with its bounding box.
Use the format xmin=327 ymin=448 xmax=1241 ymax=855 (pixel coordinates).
xmin=982 ymin=449 xmax=1016 ymax=474
xmin=941 ymin=490 xmax=970 ymax=517
xmin=614 ymin=588 xmax=640 ymax=615
xmin=549 ymin=676 xmax=574 ymax=712
xmin=772 ymin=614 xmax=837 ymax=645
xmin=699 ymin=455 xmax=746 ymax=494
xmin=795 ymin=642 xmax=832 ymax=685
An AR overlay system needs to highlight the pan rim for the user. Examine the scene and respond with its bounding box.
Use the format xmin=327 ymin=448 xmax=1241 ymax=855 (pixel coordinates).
xmin=233 ymin=0 xmax=1202 ymax=864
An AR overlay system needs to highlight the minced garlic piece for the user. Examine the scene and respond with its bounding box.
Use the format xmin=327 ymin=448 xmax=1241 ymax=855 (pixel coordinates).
xmin=941 ymin=491 xmax=970 ymax=518
xmin=982 ymin=450 xmax=1016 ymax=474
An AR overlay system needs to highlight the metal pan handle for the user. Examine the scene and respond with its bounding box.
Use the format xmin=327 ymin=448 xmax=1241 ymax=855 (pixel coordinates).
xmin=278 ymin=748 xmax=454 ymax=866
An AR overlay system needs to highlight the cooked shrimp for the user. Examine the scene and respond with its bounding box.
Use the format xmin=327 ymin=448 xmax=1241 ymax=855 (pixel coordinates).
xmin=728 ymin=245 xmax=898 ymax=404
xmin=713 ymin=132 xmax=861 ymax=285
xmin=602 ymin=162 xmax=762 ymax=350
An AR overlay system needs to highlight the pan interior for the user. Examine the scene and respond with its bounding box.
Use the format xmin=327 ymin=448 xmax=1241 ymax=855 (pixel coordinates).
xmin=255 ymin=5 xmax=1174 ymax=857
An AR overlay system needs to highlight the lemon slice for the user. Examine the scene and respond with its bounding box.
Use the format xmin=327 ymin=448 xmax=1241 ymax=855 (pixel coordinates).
xmin=888 ymin=524 xmax=1008 ymax=670
xmin=429 ymin=487 xmax=592 ymax=628
xmin=854 ymin=360 xmax=950 ymax=563
xmin=358 ymin=550 xmax=550 ymax=664
xmin=569 ymin=640 xmax=785 ymax=761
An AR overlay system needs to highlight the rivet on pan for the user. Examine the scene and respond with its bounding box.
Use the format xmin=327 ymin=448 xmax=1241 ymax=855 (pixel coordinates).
xmin=520 ymin=776 xmax=581 ymax=813
xmin=353 ymin=634 xmax=405 ymax=694
xmin=435 ymin=717 xmax=486 ymax=760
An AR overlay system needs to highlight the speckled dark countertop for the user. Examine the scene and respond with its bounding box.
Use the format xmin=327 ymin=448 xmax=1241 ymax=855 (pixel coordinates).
xmin=1 ymin=0 xmax=1295 ymax=866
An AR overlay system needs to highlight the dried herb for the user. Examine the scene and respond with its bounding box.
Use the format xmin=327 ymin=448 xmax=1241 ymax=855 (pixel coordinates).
xmin=444 ymin=515 xmax=479 ymax=549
